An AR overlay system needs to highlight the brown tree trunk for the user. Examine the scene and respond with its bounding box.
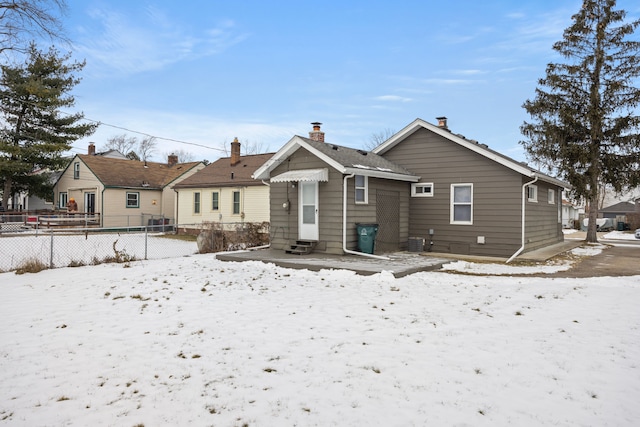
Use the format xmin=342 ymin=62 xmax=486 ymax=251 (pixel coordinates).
xmin=2 ymin=178 xmax=11 ymax=211
xmin=586 ymin=194 xmax=599 ymax=243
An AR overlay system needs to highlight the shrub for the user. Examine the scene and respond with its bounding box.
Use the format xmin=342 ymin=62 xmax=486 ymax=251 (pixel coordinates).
xmin=15 ymin=258 xmax=48 ymax=275
xmin=196 ymin=221 xmax=270 ymax=253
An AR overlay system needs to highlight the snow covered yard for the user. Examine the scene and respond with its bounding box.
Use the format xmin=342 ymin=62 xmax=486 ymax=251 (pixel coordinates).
xmin=1 ymin=254 xmax=639 ymax=426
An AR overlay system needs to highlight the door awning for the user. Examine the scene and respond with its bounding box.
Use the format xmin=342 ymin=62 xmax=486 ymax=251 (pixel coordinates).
xmin=270 ymin=168 xmax=329 ymax=183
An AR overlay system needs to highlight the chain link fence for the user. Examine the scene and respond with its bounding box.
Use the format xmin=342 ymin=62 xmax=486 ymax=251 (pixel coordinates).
xmin=0 ymin=221 xmax=270 ymax=273
xmin=0 ymin=226 xmax=199 ymax=272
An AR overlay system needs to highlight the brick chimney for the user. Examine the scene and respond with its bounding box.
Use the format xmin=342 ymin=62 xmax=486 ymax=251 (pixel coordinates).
xmin=436 ymin=116 xmax=448 ymax=129
xmin=309 ymin=122 xmax=325 ymax=142
xmin=168 ymin=153 xmax=178 ymax=166
xmin=230 ymin=137 xmax=241 ymax=166
xmin=88 ymin=143 xmax=96 ymax=155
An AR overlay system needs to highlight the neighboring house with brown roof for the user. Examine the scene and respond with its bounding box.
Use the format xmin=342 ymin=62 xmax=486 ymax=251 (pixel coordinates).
xmin=54 ymin=145 xmax=204 ymax=228
xmin=173 ymin=138 xmax=273 ymax=229
xmin=254 ymin=119 xmax=570 ymax=259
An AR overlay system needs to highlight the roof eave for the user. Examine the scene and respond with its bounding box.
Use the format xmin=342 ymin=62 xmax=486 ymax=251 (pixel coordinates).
xmin=374 ymin=118 xmax=570 ymax=189
xmin=344 ymin=168 xmax=419 ymax=182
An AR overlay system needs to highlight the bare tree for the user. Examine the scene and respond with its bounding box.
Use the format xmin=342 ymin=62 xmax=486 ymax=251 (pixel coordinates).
xmin=0 ymin=0 xmax=69 ymax=55
xmin=364 ymin=128 xmax=395 ymax=150
xmin=242 ymin=140 xmax=268 ymax=155
xmin=138 ymin=136 xmax=157 ymax=162
xmin=220 ymin=138 xmax=269 ymax=156
xmin=164 ymin=149 xmax=195 ymax=163
xmin=102 ymin=134 xmax=137 ymax=157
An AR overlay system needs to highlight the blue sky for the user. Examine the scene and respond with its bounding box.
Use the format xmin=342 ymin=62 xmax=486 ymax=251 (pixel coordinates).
xmin=58 ymin=0 xmax=639 ymax=163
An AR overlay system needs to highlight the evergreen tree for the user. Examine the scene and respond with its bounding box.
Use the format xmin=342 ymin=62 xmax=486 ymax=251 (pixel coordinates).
xmin=521 ymin=0 xmax=640 ymax=243
xmin=0 ymin=43 xmax=97 ymax=209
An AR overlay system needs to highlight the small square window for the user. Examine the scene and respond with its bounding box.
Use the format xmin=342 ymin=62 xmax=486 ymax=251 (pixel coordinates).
xmin=355 ymin=175 xmax=368 ymax=204
xmin=126 ymin=192 xmax=139 ymax=208
xmin=411 ymin=182 xmax=434 ymax=197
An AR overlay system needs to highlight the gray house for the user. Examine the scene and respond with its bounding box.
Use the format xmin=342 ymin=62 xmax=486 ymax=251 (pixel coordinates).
xmin=253 ymin=119 xmax=569 ymax=259
xmin=253 ymin=123 xmax=418 ymax=254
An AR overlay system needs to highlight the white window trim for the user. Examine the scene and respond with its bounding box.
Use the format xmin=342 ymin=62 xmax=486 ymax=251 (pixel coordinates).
xmin=411 ymin=182 xmax=434 ymax=197
xmin=59 ymin=192 xmax=68 ymax=210
xmin=355 ymin=175 xmax=368 ymax=204
xmin=232 ymin=190 xmax=241 ymax=215
xmin=450 ymin=183 xmax=473 ymax=225
xmin=73 ymin=162 xmax=80 ymax=179
xmin=527 ymin=185 xmax=538 ymax=202
xmin=212 ymin=191 xmax=219 ymax=211
xmin=548 ymin=189 xmax=555 ymax=204
xmin=126 ymin=191 xmax=139 ymax=208
xmin=193 ymin=192 xmax=201 ymax=215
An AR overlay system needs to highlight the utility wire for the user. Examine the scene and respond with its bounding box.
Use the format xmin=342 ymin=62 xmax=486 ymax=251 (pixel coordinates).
xmin=0 ymin=92 xmax=227 ymax=153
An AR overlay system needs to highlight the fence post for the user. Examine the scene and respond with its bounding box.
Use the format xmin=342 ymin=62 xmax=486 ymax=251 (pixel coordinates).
xmin=49 ymin=230 xmax=54 ymax=269
xmin=144 ymin=225 xmax=148 ymax=260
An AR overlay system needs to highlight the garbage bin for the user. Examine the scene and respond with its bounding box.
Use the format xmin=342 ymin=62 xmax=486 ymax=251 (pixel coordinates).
xmin=356 ymin=223 xmax=378 ymax=254
xmin=617 ymin=221 xmax=625 ymax=231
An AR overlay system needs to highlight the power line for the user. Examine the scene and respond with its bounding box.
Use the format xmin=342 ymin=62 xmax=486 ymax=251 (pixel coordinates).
xmin=0 ymin=92 xmax=227 ymax=153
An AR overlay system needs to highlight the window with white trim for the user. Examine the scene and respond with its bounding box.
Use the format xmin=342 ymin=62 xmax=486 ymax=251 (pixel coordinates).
xmin=548 ymin=189 xmax=555 ymax=204
xmin=527 ymin=185 xmax=538 ymax=202
xmin=355 ymin=175 xmax=368 ymax=204
xmin=451 ymin=183 xmax=473 ymax=224
xmin=73 ymin=162 xmax=80 ymax=179
xmin=232 ymin=191 xmax=241 ymax=214
xmin=59 ymin=192 xmax=68 ymax=209
xmin=126 ymin=192 xmax=139 ymax=208
xmin=212 ymin=191 xmax=219 ymax=211
xmin=193 ymin=192 xmax=201 ymax=214
xmin=411 ymin=182 xmax=434 ymax=197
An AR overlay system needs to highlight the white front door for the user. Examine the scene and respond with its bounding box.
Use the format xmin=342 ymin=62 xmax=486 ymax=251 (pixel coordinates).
xmin=299 ymin=181 xmax=319 ymax=240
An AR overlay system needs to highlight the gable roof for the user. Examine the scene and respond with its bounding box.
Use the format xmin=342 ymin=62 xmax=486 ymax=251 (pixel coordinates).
xmin=174 ymin=153 xmax=274 ymax=188
xmin=373 ymin=118 xmax=570 ymax=189
xmin=600 ymin=201 xmax=637 ymax=213
xmin=75 ymin=154 xmax=202 ymax=189
xmin=253 ymin=136 xmax=419 ymax=182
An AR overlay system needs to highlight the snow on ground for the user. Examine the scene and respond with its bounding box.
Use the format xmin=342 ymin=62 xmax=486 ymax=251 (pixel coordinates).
xmin=441 ymin=244 xmax=606 ymax=275
xmin=1 ymin=253 xmax=639 ymax=426
xmin=603 ymin=230 xmax=639 ymax=241
xmin=0 ymin=232 xmax=197 ymax=271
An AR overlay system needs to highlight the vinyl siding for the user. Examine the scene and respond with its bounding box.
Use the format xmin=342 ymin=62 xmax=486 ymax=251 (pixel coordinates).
xmin=269 ymin=147 xmax=345 ymax=253
xmin=176 ymin=186 xmax=269 ymax=227
xmin=162 ymin=163 xmax=205 ymax=220
xmin=102 ymin=188 xmax=163 ymax=228
xmin=269 ymin=147 xmax=410 ymax=255
xmin=54 ymin=157 xmax=205 ymax=228
xmin=381 ymin=127 xmax=553 ymax=257
xmin=54 ymin=159 xmax=103 ymax=213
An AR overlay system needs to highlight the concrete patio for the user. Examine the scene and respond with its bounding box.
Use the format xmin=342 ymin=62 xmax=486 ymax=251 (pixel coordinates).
xmin=215 ymin=239 xmax=583 ymax=278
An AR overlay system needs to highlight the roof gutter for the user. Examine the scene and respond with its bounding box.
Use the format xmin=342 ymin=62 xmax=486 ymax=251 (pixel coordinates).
xmin=342 ymin=173 xmax=389 ymax=260
xmin=507 ymin=175 xmax=538 ymax=263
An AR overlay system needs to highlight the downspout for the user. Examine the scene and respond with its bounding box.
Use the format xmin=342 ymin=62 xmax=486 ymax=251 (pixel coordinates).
xmin=342 ymin=174 xmax=389 ymax=260
xmin=100 ymin=186 xmax=105 ymax=228
xmin=173 ymin=188 xmax=179 ymax=227
xmin=506 ymin=175 xmax=538 ymax=263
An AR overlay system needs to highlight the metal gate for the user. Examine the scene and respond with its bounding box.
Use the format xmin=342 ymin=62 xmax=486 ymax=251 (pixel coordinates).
xmin=376 ymin=190 xmax=400 ymax=252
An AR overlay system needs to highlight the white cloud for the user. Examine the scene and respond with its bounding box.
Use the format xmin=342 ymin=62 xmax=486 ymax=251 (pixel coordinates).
xmin=73 ymin=6 xmax=249 ymax=75
xmin=373 ymin=95 xmax=412 ymax=102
